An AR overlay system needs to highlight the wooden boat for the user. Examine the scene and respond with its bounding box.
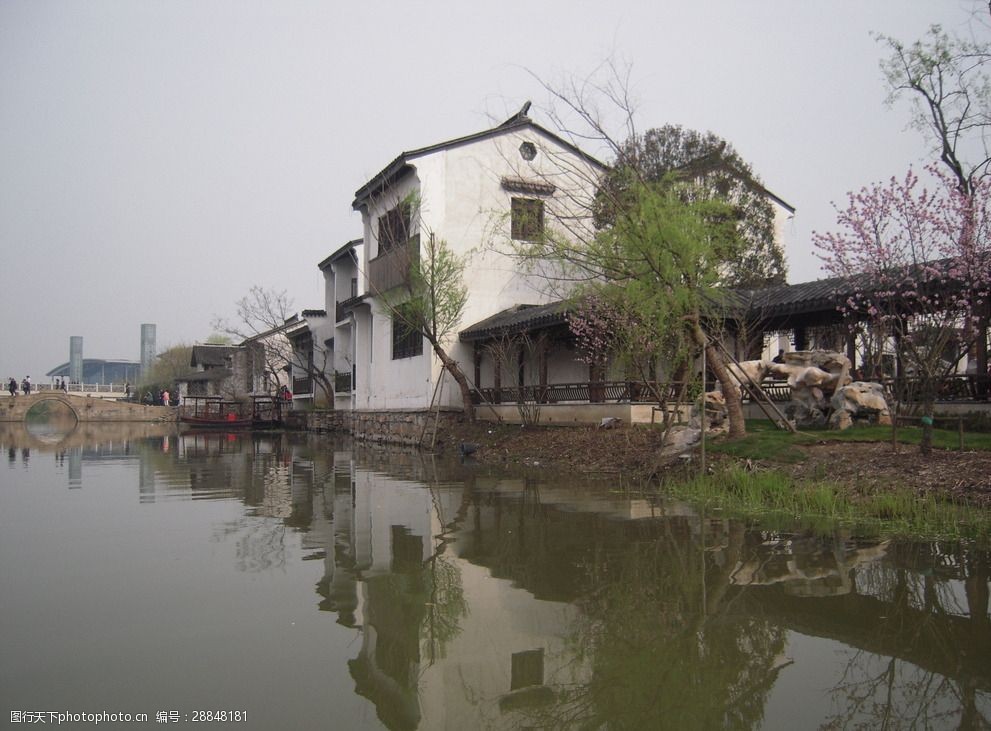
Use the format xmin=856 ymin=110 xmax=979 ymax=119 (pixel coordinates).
xmin=178 ymin=395 xmax=282 ymax=428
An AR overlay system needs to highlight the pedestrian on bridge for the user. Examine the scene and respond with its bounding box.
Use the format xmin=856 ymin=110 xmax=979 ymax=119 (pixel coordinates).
xmin=7 ymin=377 xmax=16 ymax=397
xmin=21 ymin=376 xmax=31 ymax=395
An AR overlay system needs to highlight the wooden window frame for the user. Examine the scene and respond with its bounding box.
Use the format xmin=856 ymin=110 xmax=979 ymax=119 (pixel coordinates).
xmin=377 ymin=202 xmax=412 ymax=254
xmin=511 ymin=197 xmax=544 ymax=241
xmin=391 ymin=307 xmax=423 ymax=360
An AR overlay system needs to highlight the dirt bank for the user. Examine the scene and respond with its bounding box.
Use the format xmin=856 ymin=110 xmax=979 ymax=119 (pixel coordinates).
xmin=431 ymin=421 xmax=991 ymax=508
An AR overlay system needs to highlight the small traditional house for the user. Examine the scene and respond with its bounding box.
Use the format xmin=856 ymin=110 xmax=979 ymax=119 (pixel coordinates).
xmin=178 ymin=321 xmax=299 ymax=403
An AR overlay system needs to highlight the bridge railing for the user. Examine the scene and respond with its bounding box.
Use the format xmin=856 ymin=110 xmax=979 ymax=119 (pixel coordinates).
xmin=35 ymin=383 xmax=131 ymax=394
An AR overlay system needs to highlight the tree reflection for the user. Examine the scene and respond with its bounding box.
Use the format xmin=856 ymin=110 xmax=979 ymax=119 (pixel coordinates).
xmin=820 ymin=540 xmax=991 ymax=729
xmin=211 ymin=517 xmax=288 ymax=573
xmin=512 ymin=517 xmax=788 ymax=729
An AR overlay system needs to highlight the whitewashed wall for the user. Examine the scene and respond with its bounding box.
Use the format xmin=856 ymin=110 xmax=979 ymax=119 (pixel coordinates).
xmin=354 ymin=125 xmax=601 ymax=411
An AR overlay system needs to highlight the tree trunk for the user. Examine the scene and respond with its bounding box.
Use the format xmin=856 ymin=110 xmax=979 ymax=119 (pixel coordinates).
xmin=687 ymin=317 xmax=746 ymax=439
xmin=429 ymin=339 xmax=476 ymax=421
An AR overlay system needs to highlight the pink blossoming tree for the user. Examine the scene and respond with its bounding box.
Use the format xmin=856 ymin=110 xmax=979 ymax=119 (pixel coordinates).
xmin=813 ymin=166 xmax=991 ymax=452
xmin=567 ymin=292 xmax=696 ymax=423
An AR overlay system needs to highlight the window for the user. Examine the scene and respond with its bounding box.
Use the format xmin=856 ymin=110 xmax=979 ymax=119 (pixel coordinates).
xmin=377 ymin=202 xmax=411 ymax=254
xmin=392 ymin=307 xmax=423 ymax=360
xmin=511 ymin=197 xmax=544 ymax=240
xmin=510 ymin=649 xmax=545 ymax=690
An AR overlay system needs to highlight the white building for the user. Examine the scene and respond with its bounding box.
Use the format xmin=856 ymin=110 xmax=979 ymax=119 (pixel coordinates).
xmin=306 ymin=106 xmax=798 ymax=425
xmin=341 ymin=104 xmax=606 ymax=414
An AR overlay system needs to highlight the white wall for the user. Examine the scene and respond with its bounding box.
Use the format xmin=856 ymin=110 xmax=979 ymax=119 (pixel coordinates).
xmin=353 ymin=125 xmax=602 ymax=411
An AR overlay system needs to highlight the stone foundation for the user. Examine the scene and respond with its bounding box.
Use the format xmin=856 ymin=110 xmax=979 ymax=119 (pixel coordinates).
xmin=296 ymin=408 xmax=467 ymax=446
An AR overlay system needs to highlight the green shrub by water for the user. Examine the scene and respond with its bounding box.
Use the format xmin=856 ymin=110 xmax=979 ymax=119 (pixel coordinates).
xmin=660 ymin=464 xmax=991 ymax=541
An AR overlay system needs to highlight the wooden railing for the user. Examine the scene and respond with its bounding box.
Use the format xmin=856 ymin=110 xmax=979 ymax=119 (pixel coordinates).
xmin=472 ymin=381 xmax=690 ymax=405
xmin=368 ymin=236 xmax=418 ymax=293
xmin=472 ymin=375 xmax=991 ymax=407
xmin=880 ymin=374 xmax=990 ymax=403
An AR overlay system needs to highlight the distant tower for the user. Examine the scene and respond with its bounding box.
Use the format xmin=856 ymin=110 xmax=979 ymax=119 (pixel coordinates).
xmin=69 ymin=336 xmax=83 ymax=384
xmin=140 ymin=324 xmax=156 ymax=379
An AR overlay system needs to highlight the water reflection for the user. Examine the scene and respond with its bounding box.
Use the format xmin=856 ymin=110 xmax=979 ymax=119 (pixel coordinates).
xmin=24 ymin=398 xmax=78 ymax=443
xmin=277 ymin=448 xmax=989 ymax=729
xmin=1 ymin=424 xmax=987 ymax=729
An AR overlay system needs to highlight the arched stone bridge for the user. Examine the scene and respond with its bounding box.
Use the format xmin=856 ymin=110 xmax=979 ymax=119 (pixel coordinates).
xmin=0 ymin=393 xmax=175 ymax=423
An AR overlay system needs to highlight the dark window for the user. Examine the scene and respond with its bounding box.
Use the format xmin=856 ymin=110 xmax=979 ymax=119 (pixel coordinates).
xmin=511 ymin=197 xmax=544 ymax=240
xmin=390 ymin=525 xmax=425 ymax=573
xmin=392 ymin=307 xmax=423 ymax=360
xmin=510 ymin=649 xmax=545 ymax=690
xmin=377 ymin=202 xmax=411 ymax=254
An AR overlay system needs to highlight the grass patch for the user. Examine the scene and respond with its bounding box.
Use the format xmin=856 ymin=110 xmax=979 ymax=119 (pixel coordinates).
xmin=706 ymin=420 xmax=991 ymax=464
xmin=659 ymin=464 xmax=991 ymax=541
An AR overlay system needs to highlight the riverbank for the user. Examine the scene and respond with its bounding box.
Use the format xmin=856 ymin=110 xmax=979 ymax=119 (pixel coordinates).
xmin=431 ymin=420 xmax=991 ymax=509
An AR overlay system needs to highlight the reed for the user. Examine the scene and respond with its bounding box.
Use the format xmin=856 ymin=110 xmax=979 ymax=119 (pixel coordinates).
xmin=660 ymin=465 xmax=991 ymax=540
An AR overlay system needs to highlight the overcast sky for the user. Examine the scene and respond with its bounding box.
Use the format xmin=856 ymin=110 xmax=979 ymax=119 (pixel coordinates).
xmin=2 ymin=1 xmax=987 ymax=380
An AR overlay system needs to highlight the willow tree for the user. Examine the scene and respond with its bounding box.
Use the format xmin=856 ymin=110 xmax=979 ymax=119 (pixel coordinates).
xmin=387 ymin=228 xmax=475 ymax=420
xmin=524 ymin=172 xmax=748 ymax=438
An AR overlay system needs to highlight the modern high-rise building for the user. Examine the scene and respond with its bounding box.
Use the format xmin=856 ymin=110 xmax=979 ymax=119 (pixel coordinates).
xmin=140 ymin=324 xmax=156 ymax=378
xmin=69 ymin=336 xmax=83 ymax=383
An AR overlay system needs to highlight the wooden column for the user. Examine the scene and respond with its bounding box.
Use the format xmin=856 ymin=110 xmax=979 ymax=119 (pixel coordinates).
xmin=493 ymin=353 xmax=501 ymax=404
xmin=516 ymin=347 xmax=525 ymax=404
xmin=538 ymin=336 xmax=549 ymax=403
xmin=976 ymin=306 xmax=989 ymax=398
xmin=473 ymin=344 xmax=481 ymax=391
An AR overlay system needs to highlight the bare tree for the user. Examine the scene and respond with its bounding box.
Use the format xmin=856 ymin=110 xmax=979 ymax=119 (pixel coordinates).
xmin=481 ymin=331 xmax=548 ymax=426
xmin=140 ymin=343 xmax=195 ymax=388
xmin=877 ymin=6 xmax=991 ymax=195
xmin=212 ymin=286 xmax=336 ymax=404
xmin=365 ymin=192 xmax=476 ymax=420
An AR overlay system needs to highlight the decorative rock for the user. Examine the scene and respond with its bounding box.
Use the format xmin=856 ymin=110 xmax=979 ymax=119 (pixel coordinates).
xmin=691 ymin=391 xmax=728 ymax=432
xmin=660 ymin=425 xmax=702 ymax=457
xmin=717 ymin=350 xmax=893 ymax=431
xmin=829 ymin=381 xmax=891 ymax=429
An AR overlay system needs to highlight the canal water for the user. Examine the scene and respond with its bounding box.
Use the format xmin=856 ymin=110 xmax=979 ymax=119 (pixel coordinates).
xmin=1 ymin=422 xmax=988 ymax=730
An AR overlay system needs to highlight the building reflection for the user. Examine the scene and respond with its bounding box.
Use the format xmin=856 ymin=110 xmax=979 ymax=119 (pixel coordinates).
xmin=299 ymin=451 xmax=990 ymax=730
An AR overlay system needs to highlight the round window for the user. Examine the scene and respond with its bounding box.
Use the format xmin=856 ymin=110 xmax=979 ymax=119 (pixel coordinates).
xmin=519 ymin=141 xmax=537 ymax=161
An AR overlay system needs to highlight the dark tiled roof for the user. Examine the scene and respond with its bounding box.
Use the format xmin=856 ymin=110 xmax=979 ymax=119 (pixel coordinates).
xmin=352 ymin=106 xmax=607 ymax=209
xmin=457 ymin=261 xmax=978 ymax=341
xmin=458 ymin=275 xmax=861 ymax=341
xmin=190 ymin=345 xmax=238 ymax=368
xmin=459 ymin=302 xmax=570 ymax=341
xmin=302 ymin=309 xmax=327 ymax=318
xmin=318 ymin=239 xmax=362 ymax=270
xmin=727 ymin=274 xmax=861 ymax=318
xmin=179 ymin=368 xmax=233 ymax=383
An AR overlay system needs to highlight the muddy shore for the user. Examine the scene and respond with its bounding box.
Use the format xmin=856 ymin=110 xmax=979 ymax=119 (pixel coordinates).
xmin=430 ymin=421 xmax=991 ymax=508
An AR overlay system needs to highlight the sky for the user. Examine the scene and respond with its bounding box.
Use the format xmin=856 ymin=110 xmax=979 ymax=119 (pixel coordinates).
xmin=2 ymin=0 xmax=988 ymax=381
